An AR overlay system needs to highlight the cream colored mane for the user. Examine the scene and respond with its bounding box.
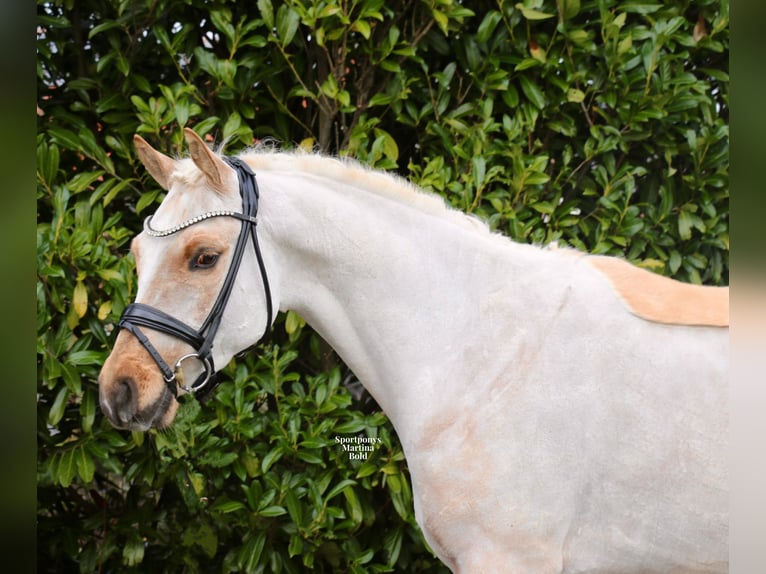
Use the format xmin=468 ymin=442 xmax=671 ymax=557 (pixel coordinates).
xmin=240 ymin=149 xmax=494 ymax=236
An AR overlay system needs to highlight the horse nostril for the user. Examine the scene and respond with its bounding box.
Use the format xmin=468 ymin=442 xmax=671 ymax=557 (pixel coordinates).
xmin=109 ymin=377 xmax=138 ymax=425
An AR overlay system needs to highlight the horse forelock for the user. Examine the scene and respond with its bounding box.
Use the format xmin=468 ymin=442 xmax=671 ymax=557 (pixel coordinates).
xmin=167 ymin=157 xmax=207 ymax=188
xmin=151 ymin=158 xmax=239 ymax=229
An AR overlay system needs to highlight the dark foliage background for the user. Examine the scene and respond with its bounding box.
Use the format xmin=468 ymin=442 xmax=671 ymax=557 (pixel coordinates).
xmin=37 ymin=0 xmax=728 ymax=571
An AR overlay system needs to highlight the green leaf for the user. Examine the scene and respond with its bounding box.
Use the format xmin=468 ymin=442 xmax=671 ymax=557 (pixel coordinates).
xmin=352 ymin=19 xmax=371 ymax=40
xmin=288 ymin=534 xmax=303 ymax=557
xmin=258 ymin=0 xmax=274 ymax=29
xmin=223 ymin=112 xmax=242 ymax=141
xmin=355 ymin=460 xmax=378 ymax=478
xmin=183 ymin=522 xmax=218 ymax=558
xmin=296 ymin=450 xmax=324 ymax=464
xmin=373 ymin=129 xmax=399 ymax=161
xmin=175 ymin=99 xmax=190 ymax=127
xmin=567 ymin=28 xmax=590 ymax=44
xmin=72 ymin=281 xmax=88 ymax=318
xmin=241 ymin=531 xmax=267 ymax=571
xmin=276 ymin=5 xmax=300 ymax=47
xmin=48 ymin=386 xmax=69 ymax=427
xmin=68 ymin=350 xmax=103 ymax=366
xmin=136 ymin=190 xmax=160 ymax=214
xmin=472 ymin=156 xmax=486 ymax=190
xmin=326 ymin=478 xmax=357 ymax=501
xmin=476 ymin=11 xmax=502 ymax=44
xmin=211 ymin=499 xmax=246 ymax=513
xmin=519 ymin=75 xmax=546 ymax=109
xmin=678 ymin=209 xmax=704 ymax=240
xmin=38 ymin=142 xmax=60 ymax=187
xmin=219 ymin=59 xmax=238 ymax=88
xmin=80 ymin=389 xmax=96 ymax=434
xmin=56 ymin=448 xmax=77 ymax=487
xmin=258 ymin=505 xmax=287 ymax=517
xmin=261 ymin=447 xmax=283 ymax=473
xmin=621 ymin=2 xmax=663 ymax=15
xmin=343 ymin=486 xmax=363 ymax=525
xmin=299 ymin=438 xmax=326 ymax=450
xmin=515 ymin=57 xmax=542 ymax=72
xmin=515 ymin=3 xmax=555 ymax=20
xmin=284 ymin=489 xmax=303 ymax=525
xmin=381 ymin=461 xmax=399 ymax=475
xmin=189 ymin=471 xmax=206 ymax=496
xmin=384 ymin=527 xmax=404 ymax=566
xmin=560 ymin=0 xmax=581 ymax=20
xmin=285 ymin=310 xmax=305 ymax=335
xmin=320 ymin=74 xmax=339 ymax=98
xmin=368 ymin=92 xmax=394 ymax=107
xmin=75 ymin=446 xmax=95 ymax=483
xmin=567 ymin=88 xmax=586 ymax=103
xmin=669 ymin=250 xmax=682 ymax=273
xmin=386 ymin=472 xmax=402 ymax=493
xmin=88 ymin=20 xmax=122 ymax=39
xmin=122 ymin=533 xmax=145 ymax=566
xmin=210 ymin=8 xmax=235 ymax=45
xmin=618 ymin=34 xmax=633 ymax=55
xmin=153 ymin=25 xmax=172 ymax=52
xmin=193 ymin=116 xmax=221 ymax=136
xmin=96 ymin=269 xmax=125 ymax=283
xmin=334 ymin=420 xmax=366 ymax=434
xmin=46 ymin=126 xmax=82 ymax=151
xmin=525 ymin=172 xmax=551 ymax=185
xmin=432 ymin=10 xmax=449 ymax=35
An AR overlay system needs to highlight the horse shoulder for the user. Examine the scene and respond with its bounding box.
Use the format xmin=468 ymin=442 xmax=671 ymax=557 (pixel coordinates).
xmin=585 ymin=254 xmax=729 ymax=327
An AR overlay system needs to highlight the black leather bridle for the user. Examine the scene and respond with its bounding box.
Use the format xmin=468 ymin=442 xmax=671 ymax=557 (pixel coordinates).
xmin=117 ymin=156 xmax=273 ymax=399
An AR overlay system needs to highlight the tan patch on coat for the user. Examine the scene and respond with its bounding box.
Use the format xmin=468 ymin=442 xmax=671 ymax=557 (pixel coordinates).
xmin=588 ymin=255 xmax=728 ymax=327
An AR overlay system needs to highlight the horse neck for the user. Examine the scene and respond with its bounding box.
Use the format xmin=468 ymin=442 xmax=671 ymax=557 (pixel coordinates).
xmin=256 ymin=163 xmax=544 ymax=427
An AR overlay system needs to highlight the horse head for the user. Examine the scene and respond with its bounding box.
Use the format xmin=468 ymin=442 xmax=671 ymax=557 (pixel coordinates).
xmin=99 ymin=129 xmax=275 ymax=430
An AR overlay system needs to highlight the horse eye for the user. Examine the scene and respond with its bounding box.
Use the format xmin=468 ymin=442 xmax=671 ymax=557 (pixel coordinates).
xmin=190 ymin=251 xmax=219 ymax=270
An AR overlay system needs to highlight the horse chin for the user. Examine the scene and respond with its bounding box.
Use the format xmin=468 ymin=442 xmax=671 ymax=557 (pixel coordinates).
xmin=140 ymin=387 xmax=178 ymax=430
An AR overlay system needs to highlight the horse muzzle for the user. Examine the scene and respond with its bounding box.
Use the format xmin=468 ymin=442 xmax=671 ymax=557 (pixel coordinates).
xmin=98 ymin=330 xmax=183 ymax=430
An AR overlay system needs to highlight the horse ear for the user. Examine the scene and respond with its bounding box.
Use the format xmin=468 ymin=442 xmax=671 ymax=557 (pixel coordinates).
xmin=183 ymin=128 xmax=232 ymax=194
xmin=134 ymin=134 xmax=176 ymax=190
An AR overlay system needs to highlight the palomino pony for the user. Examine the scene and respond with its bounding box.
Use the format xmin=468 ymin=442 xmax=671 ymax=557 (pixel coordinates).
xmin=100 ymin=129 xmax=729 ymax=573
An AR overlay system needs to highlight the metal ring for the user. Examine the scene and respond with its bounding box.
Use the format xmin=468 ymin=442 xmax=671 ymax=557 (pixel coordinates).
xmin=173 ymin=353 xmax=214 ymax=393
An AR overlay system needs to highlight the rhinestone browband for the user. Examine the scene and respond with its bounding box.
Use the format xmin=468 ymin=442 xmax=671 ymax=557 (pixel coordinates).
xmin=143 ymin=210 xmax=258 ymax=237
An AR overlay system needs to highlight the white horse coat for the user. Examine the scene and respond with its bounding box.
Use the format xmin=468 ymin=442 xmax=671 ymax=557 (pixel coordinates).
xmin=99 ymin=130 xmax=728 ymax=573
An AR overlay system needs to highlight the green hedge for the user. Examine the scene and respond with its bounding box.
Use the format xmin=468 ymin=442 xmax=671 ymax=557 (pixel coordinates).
xmin=37 ymin=0 xmax=728 ymax=571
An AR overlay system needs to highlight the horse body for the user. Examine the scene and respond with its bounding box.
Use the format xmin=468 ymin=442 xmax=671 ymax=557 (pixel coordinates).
xmin=250 ymin=160 xmax=727 ymax=573
xmin=99 ymin=131 xmax=728 ymax=572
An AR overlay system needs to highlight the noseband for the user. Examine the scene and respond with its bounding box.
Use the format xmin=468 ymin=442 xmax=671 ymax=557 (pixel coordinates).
xmin=117 ymin=157 xmax=273 ymax=399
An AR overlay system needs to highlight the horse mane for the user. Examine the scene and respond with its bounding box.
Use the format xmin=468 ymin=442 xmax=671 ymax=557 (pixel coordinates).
xmin=236 ymin=147 xmax=494 ymax=238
